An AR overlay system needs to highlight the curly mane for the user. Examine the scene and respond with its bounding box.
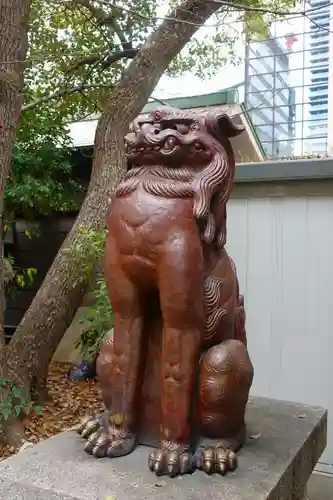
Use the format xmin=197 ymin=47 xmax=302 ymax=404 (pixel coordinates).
xmin=115 ymin=108 xmax=243 ymax=250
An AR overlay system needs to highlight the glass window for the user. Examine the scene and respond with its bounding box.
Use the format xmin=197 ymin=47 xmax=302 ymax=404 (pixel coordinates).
xmin=274 ymin=104 xmax=303 ymax=123
xmin=275 ymin=123 xmax=294 ymax=141
xmin=277 ymin=69 xmax=304 ymax=88
xmin=304 ymin=119 xmax=328 ymax=135
xmin=269 ymin=121 xmax=303 ymax=140
xmin=248 ymin=56 xmax=275 ymax=75
xmin=303 ymin=137 xmax=327 ymax=155
xmin=308 ymin=111 xmax=328 ymax=120
xmin=261 ymin=142 xmax=273 ymax=157
xmin=308 ymin=102 xmax=328 ymax=113
xmin=248 ymin=89 xmax=290 ymax=108
xmin=275 ymin=33 xmax=306 ymax=54
xmin=256 ymin=125 xmax=274 ymax=142
xmin=248 ymin=72 xmax=274 ymax=90
xmin=303 ymin=102 xmax=328 ymax=121
xmin=305 ymin=83 xmax=328 ymax=101
xmin=287 ymin=50 xmax=306 ymax=70
xmin=310 ymin=56 xmax=329 ymax=66
xmin=274 ymin=89 xmax=292 ymax=108
xmin=249 ymin=107 xmax=273 ymax=125
xmin=308 ymin=95 xmax=328 ymax=106
xmin=274 ymin=139 xmax=304 ymax=157
xmin=311 ymin=66 xmax=329 ymax=75
xmin=249 ymin=42 xmax=273 ymax=59
xmin=274 ymin=87 xmax=303 ymax=106
xmin=308 ymin=31 xmax=330 ymax=42
xmin=248 ymin=90 xmax=274 ymax=109
xmin=309 ymin=75 xmax=328 ymax=84
xmin=310 ymin=12 xmax=331 ymax=22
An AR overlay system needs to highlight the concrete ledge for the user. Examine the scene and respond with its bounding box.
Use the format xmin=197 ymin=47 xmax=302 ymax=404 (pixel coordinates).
xmin=0 ymin=397 xmax=327 ymax=500
xmin=308 ymin=471 xmax=333 ymax=500
xmin=236 ymin=158 xmax=333 ymax=183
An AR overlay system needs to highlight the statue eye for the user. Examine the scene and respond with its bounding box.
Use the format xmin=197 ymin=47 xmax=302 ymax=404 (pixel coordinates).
xmin=153 ymin=110 xmax=162 ymax=121
xmin=176 ymin=124 xmax=189 ymax=134
xmin=160 ymin=121 xmax=189 ymax=134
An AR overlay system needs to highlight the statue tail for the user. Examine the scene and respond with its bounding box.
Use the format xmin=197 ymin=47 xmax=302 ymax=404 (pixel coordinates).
xmin=228 ymin=257 xmax=248 ymax=347
xmin=234 ymin=294 xmax=248 ymax=347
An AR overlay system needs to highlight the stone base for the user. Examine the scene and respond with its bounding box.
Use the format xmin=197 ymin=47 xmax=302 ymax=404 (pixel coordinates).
xmin=0 ymin=397 xmax=327 ymax=500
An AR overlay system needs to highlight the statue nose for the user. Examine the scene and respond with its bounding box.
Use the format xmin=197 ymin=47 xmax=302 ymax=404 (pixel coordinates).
xmin=140 ymin=123 xmax=160 ymax=138
xmin=124 ymin=132 xmax=136 ymax=146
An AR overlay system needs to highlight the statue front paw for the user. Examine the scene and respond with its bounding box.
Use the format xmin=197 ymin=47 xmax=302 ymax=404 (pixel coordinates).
xmin=148 ymin=442 xmax=193 ymax=477
xmin=77 ymin=412 xmax=135 ymax=458
xmin=193 ymin=443 xmax=237 ymax=475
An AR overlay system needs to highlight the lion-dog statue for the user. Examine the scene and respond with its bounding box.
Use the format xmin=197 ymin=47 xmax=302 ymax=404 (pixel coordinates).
xmin=78 ymin=105 xmax=254 ymax=478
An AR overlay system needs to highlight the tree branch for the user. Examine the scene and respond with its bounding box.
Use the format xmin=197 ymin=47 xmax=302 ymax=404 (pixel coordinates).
xmin=21 ymin=83 xmax=114 ymax=111
xmin=69 ymin=0 xmax=133 ymax=50
xmin=101 ymin=48 xmax=138 ymax=68
xmin=68 ymin=48 xmax=138 ymax=72
xmin=69 ymin=0 xmax=107 ymax=24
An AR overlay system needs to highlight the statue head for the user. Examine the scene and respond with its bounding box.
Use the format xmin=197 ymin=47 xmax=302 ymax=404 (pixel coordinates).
xmin=118 ymin=106 xmax=245 ymax=249
xmin=124 ymin=105 xmax=244 ymax=169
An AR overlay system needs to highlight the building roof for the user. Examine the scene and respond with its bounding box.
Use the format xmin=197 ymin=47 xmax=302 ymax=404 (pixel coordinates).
xmin=68 ymin=88 xmax=266 ymax=163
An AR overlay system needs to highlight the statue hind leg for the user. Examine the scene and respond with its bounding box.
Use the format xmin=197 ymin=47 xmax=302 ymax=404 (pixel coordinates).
xmin=194 ymin=339 xmax=253 ymax=475
xmin=78 ymin=242 xmax=145 ymax=458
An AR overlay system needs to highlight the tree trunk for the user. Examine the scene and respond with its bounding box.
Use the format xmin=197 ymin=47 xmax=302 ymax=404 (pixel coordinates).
xmin=0 ymin=0 xmax=33 ymax=445
xmin=7 ymin=0 xmax=224 ymax=400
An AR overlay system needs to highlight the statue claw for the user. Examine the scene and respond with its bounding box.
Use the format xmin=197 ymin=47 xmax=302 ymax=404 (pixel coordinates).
xmin=148 ymin=444 xmax=193 ymax=478
xmin=78 ymin=416 xmax=101 ymax=438
xmin=79 ymin=411 xmax=136 ymax=459
xmin=194 ymin=444 xmax=238 ymax=475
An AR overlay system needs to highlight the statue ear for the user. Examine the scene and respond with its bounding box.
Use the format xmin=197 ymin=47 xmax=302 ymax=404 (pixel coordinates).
xmin=206 ymin=112 xmax=245 ymax=138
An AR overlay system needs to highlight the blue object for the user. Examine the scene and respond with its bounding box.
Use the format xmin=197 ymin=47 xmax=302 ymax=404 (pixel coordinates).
xmin=68 ymin=361 xmax=96 ymax=381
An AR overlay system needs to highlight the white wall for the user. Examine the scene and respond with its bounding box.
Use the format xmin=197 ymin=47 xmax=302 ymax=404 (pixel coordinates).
xmin=226 ymin=180 xmax=333 ymax=473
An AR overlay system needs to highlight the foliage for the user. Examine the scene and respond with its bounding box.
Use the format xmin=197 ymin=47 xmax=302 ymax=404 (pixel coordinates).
xmin=5 ymin=106 xmax=85 ymax=220
xmin=75 ymin=278 xmax=114 ymax=360
xmin=0 ymin=378 xmax=43 ymax=421
xmin=69 ymin=226 xmax=112 ymax=359
xmin=69 ymin=226 xmax=107 ymax=287
xmin=23 ymin=0 xmax=298 ymax=120
xmin=5 ymin=259 xmax=37 ymax=301
xmin=279 ymin=153 xmax=332 ymax=160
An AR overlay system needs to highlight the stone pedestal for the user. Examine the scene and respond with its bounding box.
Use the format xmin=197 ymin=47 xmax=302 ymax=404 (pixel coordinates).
xmin=0 ymin=397 xmax=327 ymax=500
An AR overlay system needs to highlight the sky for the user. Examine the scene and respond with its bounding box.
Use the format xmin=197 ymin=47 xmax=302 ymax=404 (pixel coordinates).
xmin=153 ymin=2 xmax=309 ymax=100
xmin=156 ymin=63 xmax=244 ymax=99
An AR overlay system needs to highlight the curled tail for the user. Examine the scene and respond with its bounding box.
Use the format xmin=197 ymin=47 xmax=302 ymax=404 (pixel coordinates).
xmin=228 ymin=257 xmax=248 ymax=347
xmin=234 ymin=294 xmax=247 ymax=347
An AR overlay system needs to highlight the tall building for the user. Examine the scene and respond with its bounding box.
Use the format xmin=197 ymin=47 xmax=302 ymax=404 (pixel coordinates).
xmin=244 ymin=1 xmax=332 ymax=158
xmin=245 ymin=37 xmax=296 ymax=158
xmin=306 ymin=0 xmax=330 ymax=154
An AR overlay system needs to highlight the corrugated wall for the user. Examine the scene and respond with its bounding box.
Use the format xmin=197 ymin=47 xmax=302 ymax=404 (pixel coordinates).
xmin=226 ymin=180 xmax=333 ymax=474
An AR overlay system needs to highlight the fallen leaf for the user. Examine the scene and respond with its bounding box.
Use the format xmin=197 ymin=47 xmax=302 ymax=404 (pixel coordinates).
xmin=0 ymin=362 xmax=104 ymax=463
xmin=249 ymin=432 xmax=262 ymax=440
xmin=154 ymin=481 xmax=167 ymax=487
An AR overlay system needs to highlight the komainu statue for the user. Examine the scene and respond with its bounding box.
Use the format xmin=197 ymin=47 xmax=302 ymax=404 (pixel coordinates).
xmin=78 ymin=105 xmax=254 ymax=478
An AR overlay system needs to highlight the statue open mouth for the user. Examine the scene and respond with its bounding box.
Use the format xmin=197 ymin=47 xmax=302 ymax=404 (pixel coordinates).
xmin=125 ymin=135 xmax=181 ymax=160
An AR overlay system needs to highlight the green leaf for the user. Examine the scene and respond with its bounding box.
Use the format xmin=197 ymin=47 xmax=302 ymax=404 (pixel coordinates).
xmin=33 ymin=406 xmax=44 ymax=416
xmin=1 ymin=407 xmax=11 ymax=421
xmin=14 ymin=405 xmax=22 ymax=416
xmin=11 ymin=385 xmax=24 ymax=398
